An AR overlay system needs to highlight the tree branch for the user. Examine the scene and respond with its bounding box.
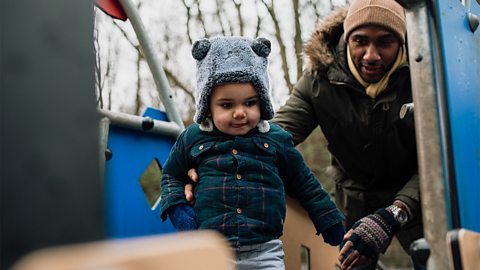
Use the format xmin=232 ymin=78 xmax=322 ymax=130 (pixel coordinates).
xmin=163 ymin=67 xmax=195 ymax=102
xmin=135 ymin=51 xmax=142 ymax=115
xmin=94 ymin=18 xmax=104 ymax=109
xmin=232 ymin=0 xmax=244 ymax=36
xmin=260 ymin=0 xmax=293 ymax=92
xmin=181 ymin=0 xmax=194 ymax=45
xmin=254 ymin=3 xmax=262 ymax=37
xmin=293 ymin=0 xmax=303 ymax=81
xmin=113 ymin=20 xmax=138 ymax=49
xmin=195 ymin=0 xmax=209 ymax=38
xmin=215 ymin=0 xmax=227 ymax=35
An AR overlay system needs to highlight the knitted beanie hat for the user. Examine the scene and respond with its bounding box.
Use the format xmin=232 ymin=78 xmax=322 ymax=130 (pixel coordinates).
xmin=191 ymin=36 xmax=274 ymax=130
xmin=343 ymin=0 xmax=406 ymax=44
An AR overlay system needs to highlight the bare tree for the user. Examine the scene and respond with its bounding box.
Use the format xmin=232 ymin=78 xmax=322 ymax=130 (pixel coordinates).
xmin=135 ymin=49 xmax=143 ymax=115
xmin=232 ymin=0 xmax=244 ymax=36
xmin=95 ymin=0 xmax=350 ymax=117
xmin=195 ymin=1 xmax=209 ymax=38
xmin=111 ymin=19 xmax=143 ymax=114
xmin=260 ymin=0 xmax=294 ymax=92
xmin=292 ymin=0 xmax=303 ymax=80
xmin=214 ymin=0 xmax=228 ymax=35
xmin=94 ymin=10 xmax=113 ymax=110
xmin=94 ymin=18 xmax=105 ymax=109
xmin=181 ymin=0 xmax=194 ymax=44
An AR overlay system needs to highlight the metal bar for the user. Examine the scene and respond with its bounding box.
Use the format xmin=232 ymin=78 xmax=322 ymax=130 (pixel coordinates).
xmin=428 ymin=0 xmax=460 ymax=230
xmin=98 ymin=109 xmax=182 ymax=138
xmin=117 ymin=0 xmax=185 ymax=130
xmin=404 ymin=3 xmax=450 ymax=269
xmin=99 ymin=117 xmax=111 ymax=182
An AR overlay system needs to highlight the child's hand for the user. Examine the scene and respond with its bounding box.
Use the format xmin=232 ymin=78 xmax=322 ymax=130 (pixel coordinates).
xmin=167 ymin=203 xmax=198 ymax=231
xmin=322 ymin=222 xmax=345 ymax=246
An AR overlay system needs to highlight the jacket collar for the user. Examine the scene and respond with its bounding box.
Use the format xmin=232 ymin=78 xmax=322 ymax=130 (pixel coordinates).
xmin=327 ymin=36 xmax=360 ymax=87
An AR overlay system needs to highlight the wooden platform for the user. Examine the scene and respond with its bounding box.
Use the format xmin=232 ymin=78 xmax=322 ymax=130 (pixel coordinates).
xmin=447 ymin=229 xmax=480 ymax=270
xmin=12 ymin=231 xmax=234 ymax=270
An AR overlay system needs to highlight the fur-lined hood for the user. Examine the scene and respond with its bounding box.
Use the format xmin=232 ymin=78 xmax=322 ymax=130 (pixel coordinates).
xmin=304 ymin=6 xmax=349 ymax=73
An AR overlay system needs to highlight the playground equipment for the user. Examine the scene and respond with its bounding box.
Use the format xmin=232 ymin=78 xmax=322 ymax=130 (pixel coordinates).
xmin=11 ymin=231 xmax=234 ymax=270
xmin=400 ymin=0 xmax=480 ymax=269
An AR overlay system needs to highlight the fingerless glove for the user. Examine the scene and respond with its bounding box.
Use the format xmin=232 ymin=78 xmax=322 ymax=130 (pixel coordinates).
xmin=346 ymin=207 xmax=401 ymax=258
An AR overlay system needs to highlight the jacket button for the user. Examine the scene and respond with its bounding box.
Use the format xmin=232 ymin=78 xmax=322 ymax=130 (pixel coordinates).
xmin=199 ymin=145 xmax=204 ymax=150
xmin=263 ymin=143 xmax=269 ymax=148
xmin=236 ymin=174 xmax=242 ymax=180
xmin=232 ymin=149 xmax=238 ymax=155
xmin=236 ymin=208 xmax=242 ymax=214
xmin=382 ymin=103 xmax=390 ymax=111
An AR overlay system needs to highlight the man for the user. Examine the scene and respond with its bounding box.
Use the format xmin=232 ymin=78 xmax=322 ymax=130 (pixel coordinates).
xmin=186 ymin=0 xmax=423 ymax=269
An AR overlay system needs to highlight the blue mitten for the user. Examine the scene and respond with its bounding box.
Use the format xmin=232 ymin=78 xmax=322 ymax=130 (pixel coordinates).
xmin=322 ymin=222 xmax=345 ymax=246
xmin=167 ymin=203 xmax=198 ymax=231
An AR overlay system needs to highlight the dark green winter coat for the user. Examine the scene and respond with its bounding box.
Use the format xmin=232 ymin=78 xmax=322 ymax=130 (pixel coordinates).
xmin=159 ymin=123 xmax=344 ymax=247
xmin=272 ymin=7 xmax=423 ymax=252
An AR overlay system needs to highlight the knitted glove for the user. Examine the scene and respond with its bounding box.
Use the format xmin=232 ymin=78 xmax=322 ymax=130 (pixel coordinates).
xmin=344 ymin=208 xmax=401 ymax=259
xmin=167 ymin=203 xmax=198 ymax=231
xmin=321 ymin=222 xmax=345 ymax=246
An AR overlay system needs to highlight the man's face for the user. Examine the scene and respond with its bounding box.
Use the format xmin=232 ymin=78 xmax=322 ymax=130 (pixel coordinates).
xmin=348 ymin=25 xmax=401 ymax=83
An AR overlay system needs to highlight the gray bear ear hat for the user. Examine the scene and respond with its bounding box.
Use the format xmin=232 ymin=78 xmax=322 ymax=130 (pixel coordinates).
xmin=191 ymin=36 xmax=274 ymax=132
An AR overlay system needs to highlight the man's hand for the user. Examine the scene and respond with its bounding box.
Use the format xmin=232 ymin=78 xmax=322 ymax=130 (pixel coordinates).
xmin=338 ymin=208 xmax=401 ymax=270
xmin=185 ymin=168 xmax=198 ymax=205
xmin=338 ymin=229 xmax=373 ymax=269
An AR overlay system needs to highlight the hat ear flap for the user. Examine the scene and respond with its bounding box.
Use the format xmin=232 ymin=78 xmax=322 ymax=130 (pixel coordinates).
xmin=192 ymin=39 xmax=211 ymax=61
xmin=251 ymin=37 xmax=271 ymax=57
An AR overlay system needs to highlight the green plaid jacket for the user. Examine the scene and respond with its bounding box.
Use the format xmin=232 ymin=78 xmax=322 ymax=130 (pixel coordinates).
xmin=159 ymin=123 xmax=344 ymax=246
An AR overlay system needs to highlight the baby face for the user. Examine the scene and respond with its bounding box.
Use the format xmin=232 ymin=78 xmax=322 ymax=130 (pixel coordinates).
xmin=209 ymin=83 xmax=261 ymax=136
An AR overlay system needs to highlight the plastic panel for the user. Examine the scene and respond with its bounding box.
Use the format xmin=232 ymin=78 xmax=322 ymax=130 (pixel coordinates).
xmin=104 ymin=108 xmax=176 ymax=238
xmin=436 ymin=0 xmax=480 ymax=232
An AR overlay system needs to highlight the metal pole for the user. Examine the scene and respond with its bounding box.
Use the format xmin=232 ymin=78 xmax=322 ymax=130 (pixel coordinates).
xmin=98 ymin=109 xmax=182 ymax=138
xmin=117 ymin=0 xmax=185 ymax=130
xmin=99 ymin=117 xmax=111 ymax=182
xmin=404 ymin=2 xmax=450 ymax=269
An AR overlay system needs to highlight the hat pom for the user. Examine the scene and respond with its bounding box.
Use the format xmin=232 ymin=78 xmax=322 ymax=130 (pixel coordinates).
xmin=251 ymin=38 xmax=271 ymax=57
xmin=256 ymin=120 xmax=270 ymax=133
xmin=192 ymin=39 xmax=211 ymax=61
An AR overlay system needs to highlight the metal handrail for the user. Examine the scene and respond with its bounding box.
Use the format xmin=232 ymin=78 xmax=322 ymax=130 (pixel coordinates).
xmin=98 ymin=109 xmax=182 ymax=138
xmin=117 ymin=0 xmax=185 ymax=130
